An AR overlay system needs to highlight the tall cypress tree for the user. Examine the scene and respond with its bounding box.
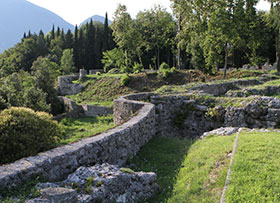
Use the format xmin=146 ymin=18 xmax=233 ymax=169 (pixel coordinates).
xmin=51 ymin=25 xmax=55 ymax=40
xmin=57 ymin=27 xmax=61 ymax=38
xmin=78 ymin=28 xmax=85 ymax=69
xmin=74 ymin=25 xmax=79 ymax=69
xmin=86 ymin=19 xmax=96 ymax=70
xmin=65 ymin=29 xmax=74 ymax=49
xmin=103 ymin=12 xmax=109 ymax=52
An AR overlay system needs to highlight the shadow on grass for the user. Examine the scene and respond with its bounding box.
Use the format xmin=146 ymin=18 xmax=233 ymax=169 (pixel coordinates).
xmin=127 ymin=136 xmax=194 ymax=203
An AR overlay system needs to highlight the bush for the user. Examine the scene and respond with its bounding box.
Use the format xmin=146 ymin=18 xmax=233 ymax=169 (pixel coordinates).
xmin=133 ymin=63 xmax=144 ymax=74
xmin=158 ymin=63 xmax=176 ymax=78
xmin=0 ymin=107 xmax=62 ymax=164
xmin=121 ymin=74 xmax=131 ymax=86
xmin=159 ymin=62 xmax=170 ymax=70
xmin=158 ymin=62 xmax=171 ymax=78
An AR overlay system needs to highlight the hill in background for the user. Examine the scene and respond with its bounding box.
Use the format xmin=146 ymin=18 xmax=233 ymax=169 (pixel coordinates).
xmin=0 ymin=0 xmax=74 ymax=53
xmin=79 ymin=15 xmax=112 ymax=27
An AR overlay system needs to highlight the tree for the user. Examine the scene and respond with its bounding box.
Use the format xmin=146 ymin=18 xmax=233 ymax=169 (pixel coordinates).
xmin=73 ymin=25 xmax=79 ymax=69
xmin=102 ymin=48 xmax=126 ymax=72
xmin=61 ymin=49 xmax=76 ymax=74
xmin=267 ymin=0 xmax=280 ymax=72
xmin=103 ymin=12 xmax=109 ymax=51
xmin=85 ymin=20 xmax=96 ymax=70
xmin=136 ymin=5 xmax=176 ymax=68
xmin=31 ymin=57 xmax=62 ymax=115
xmin=51 ymin=25 xmax=55 ymax=40
xmin=65 ymin=29 xmax=74 ymax=49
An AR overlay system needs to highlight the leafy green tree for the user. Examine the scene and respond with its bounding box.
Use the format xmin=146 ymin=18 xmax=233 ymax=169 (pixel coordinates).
xmin=31 ymin=57 xmax=62 ymax=115
xmin=136 ymin=5 xmax=176 ymax=69
xmin=267 ymin=0 xmax=280 ymax=71
xmin=61 ymin=49 xmax=76 ymax=75
xmin=102 ymin=48 xmax=126 ymax=72
xmin=23 ymin=87 xmax=50 ymax=112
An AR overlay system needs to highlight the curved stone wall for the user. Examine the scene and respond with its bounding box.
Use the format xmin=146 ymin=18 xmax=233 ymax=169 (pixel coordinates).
xmin=0 ymin=94 xmax=156 ymax=189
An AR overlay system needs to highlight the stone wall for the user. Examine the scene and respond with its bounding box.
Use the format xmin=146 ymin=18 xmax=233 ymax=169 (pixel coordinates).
xmin=57 ymin=97 xmax=112 ymax=120
xmin=226 ymin=85 xmax=280 ymax=97
xmin=225 ymin=96 xmax=280 ymax=128
xmin=57 ymin=75 xmax=84 ymax=96
xmin=0 ymin=95 xmax=156 ymax=189
xmin=151 ymin=95 xmax=223 ymax=137
xmin=113 ymin=93 xmax=155 ymax=126
xmin=190 ymin=78 xmax=264 ymax=96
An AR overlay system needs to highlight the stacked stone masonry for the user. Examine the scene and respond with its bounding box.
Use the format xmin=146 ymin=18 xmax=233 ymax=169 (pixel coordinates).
xmin=1 ymin=76 xmax=280 ymax=194
xmin=0 ymin=94 xmax=156 ymax=189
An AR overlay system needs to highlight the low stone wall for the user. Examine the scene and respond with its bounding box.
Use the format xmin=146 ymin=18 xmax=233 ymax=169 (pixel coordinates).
xmin=225 ymin=96 xmax=280 ymax=128
xmin=114 ymin=93 xmax=155 ymax=126
xmin=151 ymin=95 xmax=223 ymax=137
xmin=226 ymin=85 xmax=280 ymax=97
xmin=57 ymin=75 xmax=84 ymax=96
xmin=189 ymin=76 xmax=276 ymax=96
xmin=57 ymin=97 xmax=113 ymax=120
xmin=0 ymin=95 xmax=156 ymax=189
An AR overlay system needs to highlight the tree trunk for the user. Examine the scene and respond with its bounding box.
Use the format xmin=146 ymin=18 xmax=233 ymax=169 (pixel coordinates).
xmin=215 ymin=60 xmax=219 ymax=72
xmin=223 ymin=45 xmax=228 ymax=80
xmin=157 ymin=46 xmax=160 ymax=69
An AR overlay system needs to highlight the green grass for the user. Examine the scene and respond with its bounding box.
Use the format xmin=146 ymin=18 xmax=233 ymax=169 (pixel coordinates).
xmin=168 ymin=135 xmax=235 ymax=203
xmin=225 ymin=131 xmax=280 ymax=202
xmin=129 ymin=136 xmax=193 ymax=202
xmin=59 ymin=115 xmax=114 ymax=145
xmin=129 ymin=135 xmax=235 ymax=203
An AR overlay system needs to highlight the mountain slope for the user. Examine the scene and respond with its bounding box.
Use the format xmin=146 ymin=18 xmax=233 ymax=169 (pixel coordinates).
xmin=0 ymin=0 xmax=74 ymax=53
xmin=79 ymin=15 xmax=112 ymax=27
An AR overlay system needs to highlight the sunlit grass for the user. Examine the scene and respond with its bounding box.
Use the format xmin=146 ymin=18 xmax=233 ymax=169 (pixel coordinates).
xmin=59 ymin=115 xmax=114 ymax=145
xmin=225 ymin=131 xmax=280 ymax=202
xmin=130 ymin=135 xmax=235 ymax=202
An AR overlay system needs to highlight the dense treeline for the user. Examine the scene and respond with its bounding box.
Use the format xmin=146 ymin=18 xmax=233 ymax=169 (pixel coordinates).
xmin=171 ymin=0 xmax=279 ymax=76
xmin=0 ymin=14 xmax=114 ymax=114
xmin=0 ymin=2 xmax=280 ymax=114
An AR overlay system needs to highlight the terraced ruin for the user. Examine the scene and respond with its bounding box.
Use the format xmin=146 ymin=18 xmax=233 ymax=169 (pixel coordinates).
xmin=1 ymin=70 xmax=280 ymax=202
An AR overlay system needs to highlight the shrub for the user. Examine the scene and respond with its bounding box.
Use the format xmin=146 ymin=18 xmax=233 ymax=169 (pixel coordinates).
xmin=158 ymin=62 xmax=172 ymax=78
xmin=159 ymin=62 xmax=170 ymax=70
xmin=0 ymin=107 xmax=62 ymax=164
xmin=133 ymin=63 xmax=144 ymax=74
xmin=121 ymin=74 xmax=131 ymax=86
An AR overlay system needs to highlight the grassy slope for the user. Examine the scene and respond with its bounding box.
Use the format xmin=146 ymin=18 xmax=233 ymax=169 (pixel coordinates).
xmin=130 ymin=135 xmax=235 ymax=203
xmin=59 ymin=115 xmax=114 ymax=145
xmin=226 ymin=131 xmax=280 ymax=202
xmin=67 ymin=70 xmax=264 ymax=107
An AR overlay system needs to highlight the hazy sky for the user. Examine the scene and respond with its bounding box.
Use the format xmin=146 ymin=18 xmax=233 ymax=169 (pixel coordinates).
xmin=26 ymin=0 xmax=270 ymax=25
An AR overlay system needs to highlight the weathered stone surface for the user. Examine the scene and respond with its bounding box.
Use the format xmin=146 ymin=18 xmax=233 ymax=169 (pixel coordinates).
xmin=56 ymin=96 xmax=113 ymax=120
xmin=225 ymin=85 xmax=280 ymax=98
xmin=79 ymin=69 xmax=87 ymax=80
xmin=28 ymin=164 xmax=159 ymax=203
xmin=41 ymin=187 xmax=78 ymax=203
xmin=0 ymin=93 xmax=156 ymax=189
xmin=57 ymin=75 xmax=84 ymax=96
xmin=201 ymin=127 xmax=239 ymax=139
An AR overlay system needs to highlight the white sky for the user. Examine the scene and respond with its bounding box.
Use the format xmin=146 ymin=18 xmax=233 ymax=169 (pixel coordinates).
xmin=26 ymin=0 xmax=270 ymax=25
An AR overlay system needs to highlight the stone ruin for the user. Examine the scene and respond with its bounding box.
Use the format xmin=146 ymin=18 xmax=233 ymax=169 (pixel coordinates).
xmin=2 ymin=73 xmax=280 ymax=202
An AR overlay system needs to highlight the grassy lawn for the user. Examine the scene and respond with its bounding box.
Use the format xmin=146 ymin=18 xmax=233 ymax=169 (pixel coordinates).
xmin=59 ymin=115 xmax=114 ymax=145
xmin=225 ymin=131 xmax=280 ymax=202
xmin=130 ymin=135 xmax=235 ymax=203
